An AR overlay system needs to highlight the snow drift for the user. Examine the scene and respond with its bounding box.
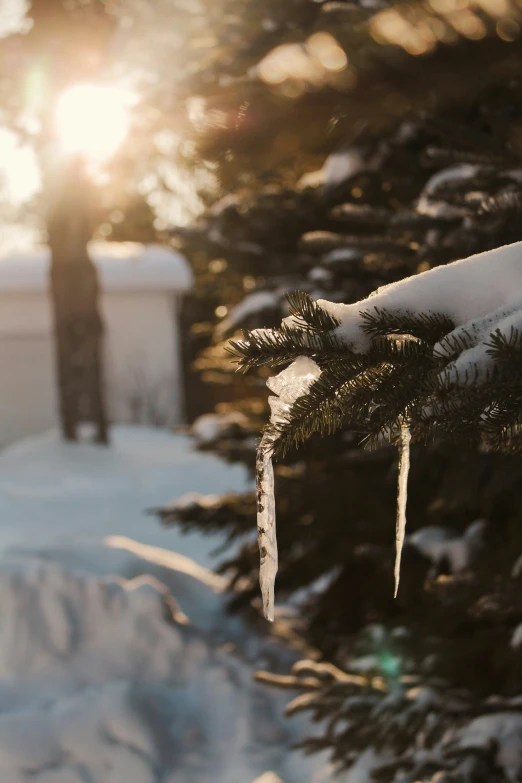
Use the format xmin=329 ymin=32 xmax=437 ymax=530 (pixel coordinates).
xmin=0 ymin=548 xmax=330 ymax=783
xmin=0 ymin=426 xmax=332 ymax=783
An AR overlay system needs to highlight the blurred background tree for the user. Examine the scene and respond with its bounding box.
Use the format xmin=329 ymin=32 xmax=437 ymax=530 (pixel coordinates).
xmin=0 ymin=0 xmax=119 ymax=442
xmin=0 ymin=0 xmax=219 ymax=442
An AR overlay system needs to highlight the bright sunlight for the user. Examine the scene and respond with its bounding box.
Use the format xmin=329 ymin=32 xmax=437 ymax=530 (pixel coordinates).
xmin=55 ymin=83 xmax=134 ymax=162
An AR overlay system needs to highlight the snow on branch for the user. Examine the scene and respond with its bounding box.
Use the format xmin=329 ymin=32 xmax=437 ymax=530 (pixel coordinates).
xmin=314 ymin=241 xmax=522 ymax=354
xmin=231 ymin=242 xmax=522 ymax=614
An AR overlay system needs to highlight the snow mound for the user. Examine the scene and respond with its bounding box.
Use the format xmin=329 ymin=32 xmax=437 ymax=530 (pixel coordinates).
xmin=0 ymin=555 xmax=194 ymax=687
xmin=0 ymin=681 xmax=158 ymax=783
xmin=0 ymin=546 xmax=331 ymax=783
xmin=0 ymin=426 xmax=331 ymax=782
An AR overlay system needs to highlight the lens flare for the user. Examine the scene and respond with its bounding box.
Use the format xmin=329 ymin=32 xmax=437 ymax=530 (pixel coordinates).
xmin=55 ymin=83 xmax=134 ymax=162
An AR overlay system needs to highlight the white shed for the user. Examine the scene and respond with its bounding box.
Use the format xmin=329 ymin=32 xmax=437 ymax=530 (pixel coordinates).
xmin=0 ymin=241 xmax=193 ymax=447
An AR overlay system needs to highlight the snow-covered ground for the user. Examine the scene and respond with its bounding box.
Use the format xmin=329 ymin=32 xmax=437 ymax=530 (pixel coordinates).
xmin=0 ymin=426 xmax=331 ymax=783
xmin=0 ymin=426 xmax=247 ymax=564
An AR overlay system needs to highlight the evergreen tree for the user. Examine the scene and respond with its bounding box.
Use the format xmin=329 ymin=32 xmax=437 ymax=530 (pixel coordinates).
xmin=157 ymin=3 xmax=522 ymax=780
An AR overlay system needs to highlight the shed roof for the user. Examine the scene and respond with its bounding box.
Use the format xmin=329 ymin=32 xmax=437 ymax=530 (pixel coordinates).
xmin=0 ymin=241 xmax=193 ymax=293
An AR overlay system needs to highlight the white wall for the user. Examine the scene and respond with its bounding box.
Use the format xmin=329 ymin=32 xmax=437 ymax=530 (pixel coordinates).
xmin=0 ymin=334 xmax=57 ymax=445
xmin=0 ymin=289 xmax=184 ymax=447
xmin=102 ymin=291 xmax=183 ymax=427
xmin=0 ymin=292 xmax=53 ymax=337
xmin=0 ymin=293 xmax=56 ymax=446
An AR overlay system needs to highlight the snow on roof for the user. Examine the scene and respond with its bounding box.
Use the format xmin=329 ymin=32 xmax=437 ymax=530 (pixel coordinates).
xmin=0 ymin=241 xmax=193 ymax=293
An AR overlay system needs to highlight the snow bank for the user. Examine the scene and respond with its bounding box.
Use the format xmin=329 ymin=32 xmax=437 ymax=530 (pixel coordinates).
xmin=0 ymin=426 xmax=332 ymax=783
xmin=0 ymin=555 xmax=193 ymax=685
xmin=0 ymin=680 xmax=157 ymax=783
xmin=0 ymin=548 xmax=330 ymax=783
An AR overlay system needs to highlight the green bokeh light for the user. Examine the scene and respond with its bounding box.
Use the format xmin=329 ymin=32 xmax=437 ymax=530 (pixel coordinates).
xmin=378 ymin=651 xmax=401 ymax=680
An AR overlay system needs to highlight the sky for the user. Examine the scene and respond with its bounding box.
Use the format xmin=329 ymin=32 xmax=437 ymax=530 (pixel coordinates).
xmin=0 ymin=128 xmax=40 ymax=205
xmin=0 ymin=0 xmax=216 ymax=254
xmin=0 ymin=130 xmax=41 ymax=256
xmin=0 ymin=0 xmax=29 ymax=39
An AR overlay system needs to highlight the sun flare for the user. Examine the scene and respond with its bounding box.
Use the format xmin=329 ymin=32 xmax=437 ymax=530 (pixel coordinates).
xmin=55 ymin=83 xmax=134 ymax=162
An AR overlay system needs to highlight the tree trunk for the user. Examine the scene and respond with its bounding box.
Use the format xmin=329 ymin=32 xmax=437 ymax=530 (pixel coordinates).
xmin=46 ymin=156 xmax=109 ymax=444
xmin=21 ymin=0 xmax=115 ymax=444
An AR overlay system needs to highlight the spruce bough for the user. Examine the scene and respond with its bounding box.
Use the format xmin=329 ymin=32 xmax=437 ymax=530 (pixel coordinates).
xmin=230 ymin=244 xmax=522 ymax=618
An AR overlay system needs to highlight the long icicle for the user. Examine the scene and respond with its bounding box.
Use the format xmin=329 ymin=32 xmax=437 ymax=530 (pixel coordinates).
xmin=256 ymin=435 xmax=277 ymax=621
xmin=394 ymin=418 xmax=411 ymax=598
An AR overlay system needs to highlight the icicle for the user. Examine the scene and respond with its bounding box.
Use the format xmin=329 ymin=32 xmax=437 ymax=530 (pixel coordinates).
xmin=256 ymin=436 xmax=277 ymax=621
xmin=394 ymin=419 xmax=411 ymax=598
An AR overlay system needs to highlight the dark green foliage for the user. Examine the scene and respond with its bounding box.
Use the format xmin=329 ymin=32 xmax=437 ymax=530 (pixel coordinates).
xmin=256 ymin=643 xmax=522 ymax=780
xmin=360 ymin=307 xmax=455 ymax=344
xmin=227 ymin=323 xmax=345 ymax=372
xmin=286 ymin=291 xmax=340 ymax=333
xmin=230 ymin=288 xmax=522 ymax=459
xmin=154 ymin=4 xmax=522 ymax=780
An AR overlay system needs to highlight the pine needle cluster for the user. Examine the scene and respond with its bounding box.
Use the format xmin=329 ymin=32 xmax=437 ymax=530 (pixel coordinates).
xmin=230 ymin=290 xmax=522 ymax=458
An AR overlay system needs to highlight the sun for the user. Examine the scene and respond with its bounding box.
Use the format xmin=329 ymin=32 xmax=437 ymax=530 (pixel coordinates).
xmin=55 ymin=83 xmax=134 ymax=162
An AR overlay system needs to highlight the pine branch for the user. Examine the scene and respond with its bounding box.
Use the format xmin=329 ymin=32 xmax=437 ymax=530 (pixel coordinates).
xmin=286 ymin=290 xmax=340 ymax=333
xmin=484 ymin=326 xmax=522 ymax=361
xmin=329 ymin=203 xmax=393 ymax=228
xmin=300 ymin=232 xmax=417 ymax=257
xmin=270 ymin=337 xmax=434 ymax=457
xmin=478 ymin=189 xmax=522 ymax=216
xmin=423 ymin=146 xmax=512 ymax=168
xmin=360 ymin=307 xmax=455 ymax=345
xmin=268 ymin=364 xmax=372 ymax=459
xmin=420 ymin=114 xmax=512 ymax=156
xmin=433 ymin=328 xmax=475 ymax=360
xmin=227 ymin=323 xmax=345 ymax=371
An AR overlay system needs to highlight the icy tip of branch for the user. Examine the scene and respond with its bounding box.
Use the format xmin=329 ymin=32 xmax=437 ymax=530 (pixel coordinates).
xmin=394 ymin=420 xmax=411 ymax=598
xmin=262 ymin=586 xmax=275 ymax=623
xmin=257 ymin=437 xmax=278 ymax=622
